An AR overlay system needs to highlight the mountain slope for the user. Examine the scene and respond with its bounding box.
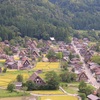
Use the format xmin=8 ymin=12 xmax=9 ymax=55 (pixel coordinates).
xmin=49 ymin=0 xmax=100 ymax=30
xmin=0 ymin=0 xmax=70 ymax=41
xmin=0 ymin=0 xmax=100 ymax=41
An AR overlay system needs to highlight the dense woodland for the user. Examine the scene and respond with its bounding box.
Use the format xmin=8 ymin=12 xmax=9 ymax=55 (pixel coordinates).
xmin=0 ymin=0 xmax=100 ymax=41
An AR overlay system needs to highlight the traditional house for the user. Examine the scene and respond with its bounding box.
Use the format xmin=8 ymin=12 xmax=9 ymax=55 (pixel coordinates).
xmin=5 ymin=56 xmax=14 ymax=64
xmin=4 ymin=40 xmax=9 ymax=44
xmin=84 ymin=50 xmax=93 ymax=63
xmin=19 ymin=51 xmax=26 ymax=57
xmin=20 ymin=57 xmax=31 ymax=69
xmin=0 ymin=54 xmax=8 ymax=59
xmin=11 ymin=46 xmax=19 ymax=53
xmin=77 ymin=72 xmax=88 ymax=82
xmin=28 ymin=72 xmax=45 ymax=85
xmin=32 ymin=50 xmax=40 ymax=58
xmin=6 ymin=62 xmax=18 ymax=69
xmin=14 ymin=82 xmax=22 ymax=90
xmin=87 ymin=94 xmax=100 ymax=100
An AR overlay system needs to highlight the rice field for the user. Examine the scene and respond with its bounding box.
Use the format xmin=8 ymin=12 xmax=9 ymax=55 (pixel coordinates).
xmin=0 ymin=70 xmax=31 ymax=87
xmin=32 ymin=90 xmax=65 ymax=95
xmin=34 ymin=62 xmax=60 ymax=70
xmin=0 ymin=59 xmax=6 ymax=63
xmin=40 ymin=96 xmax=78 ymax=100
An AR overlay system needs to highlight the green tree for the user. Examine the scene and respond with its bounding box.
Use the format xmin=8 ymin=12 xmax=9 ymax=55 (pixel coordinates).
xmin=78 ymin=81 xmax=87 ymax=93
xmin=60 ymin=71 xmax=77 ymax=83
xmin=46 ymin=50 xmax=56 ymax=60
xmin=0 ymin=37 xmax=2 ymax=42
xmin=79 ymin=93 xmax=86 ymax=100
xmin=85 ymin=86 xmax=94 ymax=96
xmin=45 ymin=71 xmax=60 ymax=90
xmin=69 ymin=52 xmax=74 ymax=60
xmin=16 ymin=74 xmax=23 ymax=82
xmin=91 ymin=55 xmax=100 ymax=65
xmin=60 ymin=61 xmax=68 ymax=71
xmin=26 ymin=80 xmax=36 ymax=91
xmin=3 ymin=67 xmax=7 ymax=73
xmin=56 ymin=52 xmax=63 ymax=60
xmin=7 ymin=83 xmax=15 ymax=92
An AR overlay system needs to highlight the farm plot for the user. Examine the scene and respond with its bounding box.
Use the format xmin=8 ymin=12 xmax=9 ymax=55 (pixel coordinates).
xmin=0 ymin=70 xmax=30 ymax=87
xmin=34 ymin=62 xmax=60 ymax=70
xmin=32 ymin=90 xmax=65 ymax=95
xmin=40 ymin=96 xmax=78 ymax=100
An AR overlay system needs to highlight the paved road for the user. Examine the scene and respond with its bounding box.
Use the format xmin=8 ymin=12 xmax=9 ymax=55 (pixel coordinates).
xmin=72 ymin=41 xmax=100 ymax=89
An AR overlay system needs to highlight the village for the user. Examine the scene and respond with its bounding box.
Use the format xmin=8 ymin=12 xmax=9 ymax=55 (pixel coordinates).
xmin=0 ymin=36 xmax=100 ymax=100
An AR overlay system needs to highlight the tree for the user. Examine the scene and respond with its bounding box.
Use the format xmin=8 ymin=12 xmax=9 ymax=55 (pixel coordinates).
xmin=16 ymin=74 xmax=23 ymax=82
xmin=45 ymin=71 xmax=60 ymax=90
xmin=46 ymin=49 xmax=56 ymax=60
xmin=7 ymin=83 xmax=15 ymax=92
xmin=60 ymin=71 xmax=77 ymax=83
xmin=69 ymin=52 xmax=74 ymax=60
xmin=91 ymin=55 xmax=100 ymax=65
xmin=0 ymin=37 xmax=2 ymax=42
xmin=3 ymin=67 xmax=7 ymax=73
xmin=26 ymin=80 xmax=36 ymax=91
xmin=85 ymin=86 xmax=94 ymax=96
xmin=78 ymin=81 xmax=87 ymax=93
xmin=60 ymin=61 xmax=68 ymax=71
xmin=79 ymin=93 xmax=86 ymax=100
xmin=56 ymin=52 xmax=63 ymax=60
xmin=78 ymin=81 xmax=93 ymax=96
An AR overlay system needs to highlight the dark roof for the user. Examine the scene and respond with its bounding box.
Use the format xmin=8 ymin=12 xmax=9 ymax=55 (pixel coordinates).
xmin=28 ymin=72 xmax=45 ymax=82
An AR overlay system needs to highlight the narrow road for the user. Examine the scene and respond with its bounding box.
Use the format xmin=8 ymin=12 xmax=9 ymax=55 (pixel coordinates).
xmin=72 ymin=41 xmax=100 ymax=89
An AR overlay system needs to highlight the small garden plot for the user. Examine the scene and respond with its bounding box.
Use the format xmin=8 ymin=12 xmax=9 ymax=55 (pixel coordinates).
xmin=40 ymin=96 xmax=78 ymax=100
xmin=32 ymin=90 xmax=65 ymax=95
xmin=34 ymin=62 xmax=59 ymax=70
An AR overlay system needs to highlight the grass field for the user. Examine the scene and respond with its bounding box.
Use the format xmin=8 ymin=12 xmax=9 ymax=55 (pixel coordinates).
xmin=0 ymin=89 xmax=29 ymax=98
xmin=40 ymin=96 xmax=78 ymax=100
xmin=32 ymin=90 xmax=65 ymax=95
xmin=34 ymin=62 xmax=60 ymax=70
xmin=61 ymin=82 xmax=95 ymax=94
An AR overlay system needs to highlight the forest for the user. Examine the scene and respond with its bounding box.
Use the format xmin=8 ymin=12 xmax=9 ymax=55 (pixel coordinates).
xmin=0 ymin=0 xmax=100 ymax=41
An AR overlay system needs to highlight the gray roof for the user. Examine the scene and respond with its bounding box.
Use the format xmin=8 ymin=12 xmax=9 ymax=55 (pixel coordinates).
xmin=14 ymin=82 xmax=22 ymax=86
xmin=87 ymin=94 xmax=100 ymax=100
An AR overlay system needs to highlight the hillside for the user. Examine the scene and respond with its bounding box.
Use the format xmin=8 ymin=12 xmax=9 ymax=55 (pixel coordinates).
xmin=0 ymin=0 xmax=100 ymax=41
xmin=0 ymin=0 xmax=70 ymax=41
xmin=49 ymin=0 xmax=100 ymax=30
